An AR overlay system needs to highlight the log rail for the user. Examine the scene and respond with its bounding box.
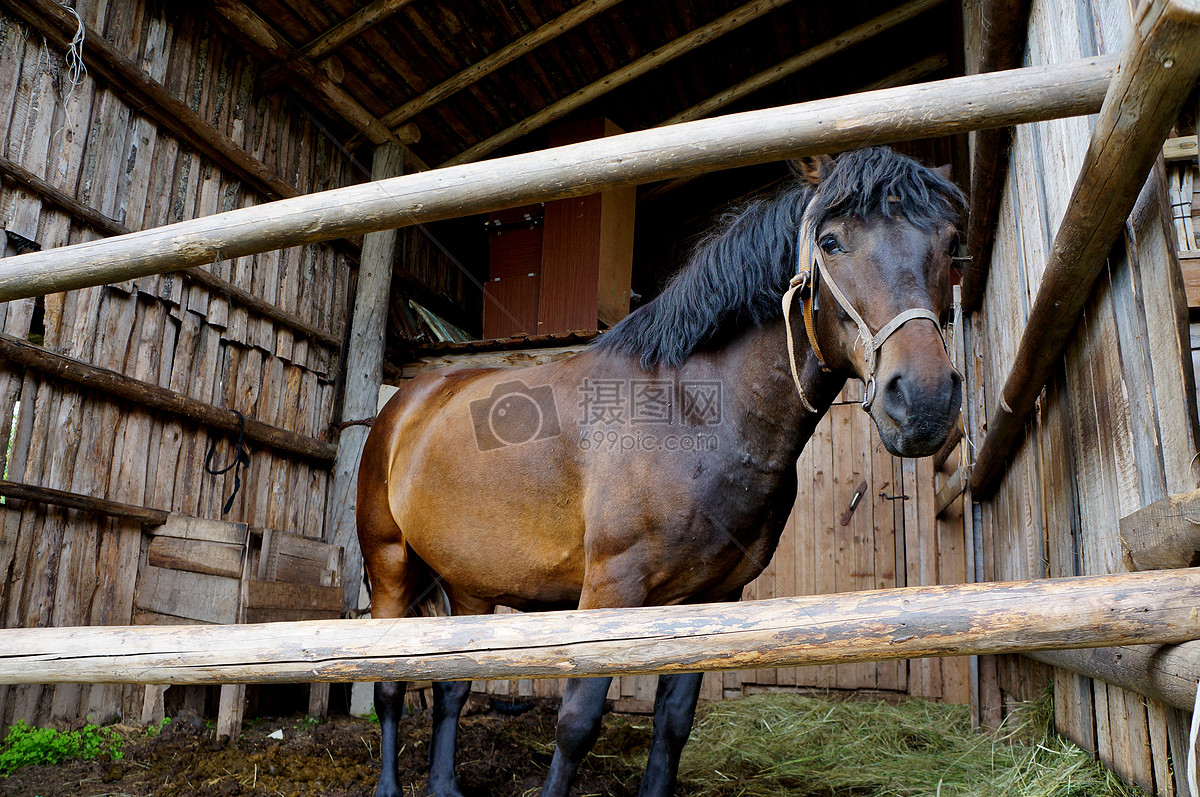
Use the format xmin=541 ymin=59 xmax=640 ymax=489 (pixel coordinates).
xmin=0 ymin=568 xmax=1196 ymax=685
xmin=0 ymin=56 xmax=1116 ymax=301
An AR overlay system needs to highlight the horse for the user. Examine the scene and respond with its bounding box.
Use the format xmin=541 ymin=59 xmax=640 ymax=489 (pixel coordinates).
xmin=356 ymin=145 xmax=965 ymax=797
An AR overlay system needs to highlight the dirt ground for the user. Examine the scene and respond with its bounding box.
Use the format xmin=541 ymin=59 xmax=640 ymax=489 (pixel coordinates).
xmin=0 ymin=697 xmax=652 ymax=797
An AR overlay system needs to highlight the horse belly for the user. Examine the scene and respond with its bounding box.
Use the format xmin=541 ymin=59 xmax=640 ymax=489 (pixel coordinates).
xmin=390 ymin=435 xmax=587 ymax=609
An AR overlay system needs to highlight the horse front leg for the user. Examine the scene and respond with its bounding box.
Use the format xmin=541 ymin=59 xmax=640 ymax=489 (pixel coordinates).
xmin=541 ymin=676 xmax=615 ymax=797
xmin=637 ymin=672 xmax=704 ymax=797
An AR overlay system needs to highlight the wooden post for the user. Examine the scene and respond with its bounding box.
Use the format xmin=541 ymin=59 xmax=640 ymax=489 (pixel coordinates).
xmin=970 ymin=0 xmax=1200 ymax=498
xmin=0 ymin=56 xmax=1115 ymax=302
xmin=958 ymin=0 xmax=1033 ymax=311
xmin=0 ymin=568 xmax=1198 ymax=685
xmin=326 ymin=143 xmax=405 ymax=612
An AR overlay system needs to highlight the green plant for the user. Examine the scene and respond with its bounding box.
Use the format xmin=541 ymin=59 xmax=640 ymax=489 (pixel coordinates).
xmin=144 ymin=717 xmax=171 ymax=738
xmin=0 ymin=720 xmax=124 ymax=776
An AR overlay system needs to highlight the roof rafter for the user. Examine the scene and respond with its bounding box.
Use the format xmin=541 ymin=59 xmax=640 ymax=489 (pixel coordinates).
xmin=660 ymin=0 xmax=947 ymax=127
xmin=643 ymin=53 xmax=951 ymax=202
xmin=212 ymin=0 xmax=418 ymax=146
xmin=442 ymin=0 xmax=799 ymax=167
xmin=258 ymin=0 xmax=421 ymax=91
xmin=379 ymin=0 xmax=626 ymax=133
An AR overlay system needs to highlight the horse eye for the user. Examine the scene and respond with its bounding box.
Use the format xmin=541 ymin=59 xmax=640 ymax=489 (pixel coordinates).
xmin=819 ymin=235 xmax=843 ymax=254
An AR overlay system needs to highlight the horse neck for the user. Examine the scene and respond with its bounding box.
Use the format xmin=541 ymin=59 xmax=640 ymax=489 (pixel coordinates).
xmin=696 ymin=317 xmax=847 ymax=468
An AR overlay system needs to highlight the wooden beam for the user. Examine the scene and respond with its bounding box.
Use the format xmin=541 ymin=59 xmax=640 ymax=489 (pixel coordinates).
xmin=0 ymin=479 xmax=169 ymax=526
xmin=257 ymin=0 xmax=423 ymax=92
xmin=969 ymin=0 xmax=1200 ymax=498
xmin=376 ymin=0 xmax=625 ymax=132
xmin=959 ymin=0 xmax=1033 ymax=311
xmin=1028 ymin=642 xmax=1200 ymax=713
xmin=935 ymin=464 xmax=967 ymax=516
xmin=1181 ymin=250 xmax=1200 ymax=306
xmin=0 ymin=154 xmax=344 ymax=348
xmin=210 ymin=0 xmax=414 ymax=147
xmin=0 ymin=154 xmax=125 ymax=237
xmin=932 ymin=416 xmax=963 ymax=471
xmin=443 ymin=0 xmax=800 ymax=166
xmin=301 ymin=0 xmax=418 ymax=62
xmin=326 ymin=143 xmax=404 ymax=611
xmin=1118 ymin=488 xmax=1200 ymax=570
xmin=0 ymin=568 xmax=1197 ymax=684
xmin=659 ymin=0 xmax=947 ymax=127
xmin=1164 ymin=133 xmax=1199 ymax=160
xmin=0 ymin=0 xmax=301 ymax=201
xmin=0 ymin=332 xmax=336 ymax=463
xmin=0 ymin=56 xmax=1116 ymax=302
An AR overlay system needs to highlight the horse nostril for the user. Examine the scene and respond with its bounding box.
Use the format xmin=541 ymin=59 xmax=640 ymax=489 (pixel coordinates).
xmin=882 ymin=372 xmax=911 ymax=424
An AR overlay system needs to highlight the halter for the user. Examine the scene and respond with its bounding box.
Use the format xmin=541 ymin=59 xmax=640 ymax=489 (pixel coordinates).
xmin=781 ymin=207 xmax=947 ymax=415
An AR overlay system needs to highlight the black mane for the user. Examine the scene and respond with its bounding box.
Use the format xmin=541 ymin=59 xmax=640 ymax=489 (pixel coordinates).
xmin=595 ymin=147 xmax=965 ymax=369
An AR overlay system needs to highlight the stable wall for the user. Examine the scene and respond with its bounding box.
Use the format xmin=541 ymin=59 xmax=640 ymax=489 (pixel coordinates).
xmin=960 ymin=0 xmax=1199 ymax=792
xmin=0 ymin=0 xmax=359 ymax=728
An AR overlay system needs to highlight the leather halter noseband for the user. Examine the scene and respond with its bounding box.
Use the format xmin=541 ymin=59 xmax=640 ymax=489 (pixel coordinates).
xmin=782 ymin=209 xmax=947 ymax=415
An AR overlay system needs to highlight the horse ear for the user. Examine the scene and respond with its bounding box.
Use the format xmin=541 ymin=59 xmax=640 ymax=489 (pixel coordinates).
xmin=793 ymin=154 xmax=835 ymax=185
xmin=934 ymin=164 xmax=953 ymax=181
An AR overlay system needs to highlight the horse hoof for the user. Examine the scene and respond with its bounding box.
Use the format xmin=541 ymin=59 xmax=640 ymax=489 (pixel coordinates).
xmin=374 ymin=783 xmax=403 ymax=797
xmin=425 ymin=779 xmax=466 ymax=797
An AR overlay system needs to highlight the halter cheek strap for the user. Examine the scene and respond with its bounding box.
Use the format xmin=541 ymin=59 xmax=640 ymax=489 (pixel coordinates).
xmin=783 ymin=212 xmax=948 ymax=414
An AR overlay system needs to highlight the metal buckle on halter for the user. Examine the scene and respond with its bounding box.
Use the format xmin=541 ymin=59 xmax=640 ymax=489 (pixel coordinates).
xmin=862 ymin=377 xmax=877 ymax=412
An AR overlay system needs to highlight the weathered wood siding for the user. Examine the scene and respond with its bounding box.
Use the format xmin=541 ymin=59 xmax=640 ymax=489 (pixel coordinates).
xmin=0 ymin=0 xmax=355 ymax=727
xmin=962 ymin=0 xmax=1199 ymax=792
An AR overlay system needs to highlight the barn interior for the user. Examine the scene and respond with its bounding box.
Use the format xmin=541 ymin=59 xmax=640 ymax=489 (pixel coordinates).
xmin=0 ymin=0 xmax=1197 ymax=795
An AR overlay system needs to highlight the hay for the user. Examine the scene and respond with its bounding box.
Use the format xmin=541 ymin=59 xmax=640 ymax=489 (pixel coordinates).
xmin=673 ymin=694 xmax=1145 ymax=797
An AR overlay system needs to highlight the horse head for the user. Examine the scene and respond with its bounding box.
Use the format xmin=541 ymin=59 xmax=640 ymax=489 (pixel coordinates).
xmin=786 ymin=149 xmax=964 ymax=458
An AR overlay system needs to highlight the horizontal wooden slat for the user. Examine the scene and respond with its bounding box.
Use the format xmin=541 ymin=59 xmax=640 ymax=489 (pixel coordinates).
xmin=1119 ymin=488 xmax=1200 ymax=570
xmin=0 ymin=332 xmax=336 ymax=463
xmin=3 ymin=568 xmax=1199 ymax=685
xmin=244 ymin=580 xmax=343 ymax=613
xmin=133 ymin=565 xmax=241 ymax=626
xmin=0 ymin=478 xmax=169 ymax=525
xmin=147 ymin=537 xmax=245 ymax=579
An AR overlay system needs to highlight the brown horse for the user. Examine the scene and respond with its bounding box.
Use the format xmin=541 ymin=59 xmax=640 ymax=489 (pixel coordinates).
xmin=357 ymin=146 xmax=964 ymax=797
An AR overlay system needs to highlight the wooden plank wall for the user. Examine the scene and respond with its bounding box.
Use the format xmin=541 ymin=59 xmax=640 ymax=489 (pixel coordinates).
xmin=964 ymin=0 xmax=1200 ymax=792
xmin=0 ymin=0 xmax=356 ymax=728
xmin=476 ymin=383 xmax=969 ymax=709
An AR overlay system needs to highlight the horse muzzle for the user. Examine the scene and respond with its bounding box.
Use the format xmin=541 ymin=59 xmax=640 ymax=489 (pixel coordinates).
xmin=870 ymin=361 xmax=962 ymax=458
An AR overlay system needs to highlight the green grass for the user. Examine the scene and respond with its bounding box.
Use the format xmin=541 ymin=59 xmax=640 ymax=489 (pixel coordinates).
xmin=0 ymin=720 xmax=124 ymax=776
xmin=674 ymin=694 xmax=1144 ymax=797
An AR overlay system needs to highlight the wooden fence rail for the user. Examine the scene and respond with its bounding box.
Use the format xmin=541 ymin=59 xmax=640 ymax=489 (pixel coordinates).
xmin=0 ymin=568 xmax=1196 ymax=685
xmin=0 ymin=55 xmax=1115 ymax=301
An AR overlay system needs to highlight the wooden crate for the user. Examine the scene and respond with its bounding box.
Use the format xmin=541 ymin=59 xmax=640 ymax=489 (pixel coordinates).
xmin=134 ymin=514 xmax=342 ymax=736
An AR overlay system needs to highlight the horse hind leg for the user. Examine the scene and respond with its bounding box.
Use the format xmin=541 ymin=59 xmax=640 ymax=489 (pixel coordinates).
xmin=359 ymin=492 xmax=425 ymax=797
xmin=426 ymin=587 xmax=494 ymax=797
